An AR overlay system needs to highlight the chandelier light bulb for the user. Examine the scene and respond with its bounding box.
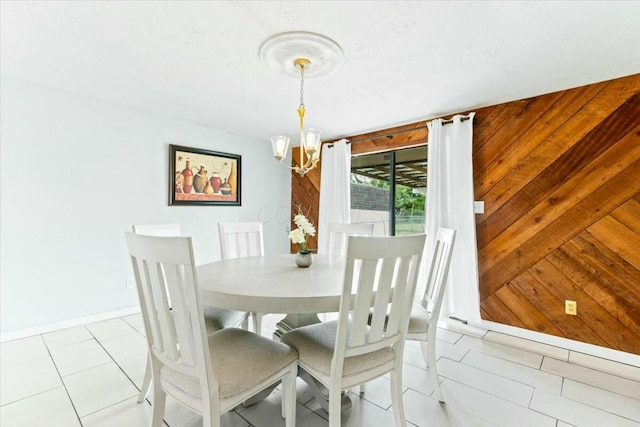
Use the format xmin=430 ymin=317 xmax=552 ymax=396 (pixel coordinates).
xmin=270 ymin=136 xmax=290 ymax=161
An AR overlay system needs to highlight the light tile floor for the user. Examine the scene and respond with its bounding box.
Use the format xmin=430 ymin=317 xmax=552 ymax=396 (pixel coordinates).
xmin=1 ymin=313 xmax=639 ymax=427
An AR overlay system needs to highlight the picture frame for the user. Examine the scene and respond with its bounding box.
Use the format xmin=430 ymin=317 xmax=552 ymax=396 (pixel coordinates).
xmin=169 ymin=144 xmax=241 ymax=206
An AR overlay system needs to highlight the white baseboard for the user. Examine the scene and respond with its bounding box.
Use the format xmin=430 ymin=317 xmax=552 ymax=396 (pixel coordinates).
xmin=438 ymin=314 xmax=639 ymax=367
xmin=478 ymin=319 xmax=640 ymax=368
xmin=0 ymin=306 xmax=141 ymax=343
xmin=439 ymin=317 xmax=488 ymax=338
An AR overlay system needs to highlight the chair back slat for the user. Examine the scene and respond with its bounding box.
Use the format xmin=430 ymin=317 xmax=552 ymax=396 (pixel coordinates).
xmin=151 ymin=262 xmax=178 ymax=359
xmin=218 ymin=222 xmax=264 ymax=259
xmin=420 ymin=228 xmax=456 ymax=322
xmin=125 ymin=232 xmax=213 ymax=390
xmin=366 ymin=257 xmax=396 ymax=342
xmin=131 ymin=257 xmax=163 ymax=352
xmin=350 ymin=258 xmax=378 ymax=347
xmin=336 ymin=234 xmax=425 ymax=363
xmin=386 ymin=252 xmax=418 ymax=341
xmin=368 ymin=259 xmax=394 ymax=341
xmin=163 ymin=263 xmax=196 ymax=365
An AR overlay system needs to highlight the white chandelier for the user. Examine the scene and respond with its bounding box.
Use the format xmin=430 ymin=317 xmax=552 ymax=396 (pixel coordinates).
xmin=259 ymin=32 xmax=343 ymax=176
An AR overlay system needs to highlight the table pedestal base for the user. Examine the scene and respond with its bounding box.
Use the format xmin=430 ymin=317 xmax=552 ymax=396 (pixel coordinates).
xmin=299 ymin=368 xmax=352 ymax=412
xmin=273 ymin=313 xmax=322 ymax=339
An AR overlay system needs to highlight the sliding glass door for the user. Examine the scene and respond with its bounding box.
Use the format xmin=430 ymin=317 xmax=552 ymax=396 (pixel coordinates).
xmin=350 ymin=146 xmax=427 ymax=236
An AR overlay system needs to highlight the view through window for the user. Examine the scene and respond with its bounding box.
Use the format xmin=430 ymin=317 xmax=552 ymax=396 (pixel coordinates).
xmin=350 ymin=146 xmax=427 ymax=236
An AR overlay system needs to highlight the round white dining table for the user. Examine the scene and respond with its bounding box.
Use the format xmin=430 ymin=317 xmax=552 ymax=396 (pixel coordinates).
xmin=197 ymin=254 xmax=345 ymax=326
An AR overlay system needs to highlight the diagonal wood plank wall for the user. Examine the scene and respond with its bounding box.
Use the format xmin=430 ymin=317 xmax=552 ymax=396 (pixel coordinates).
xmin=475 ymin=73 xmax=640 ymax=354
xmin=292 ymin=73 xmax=640 ymax=354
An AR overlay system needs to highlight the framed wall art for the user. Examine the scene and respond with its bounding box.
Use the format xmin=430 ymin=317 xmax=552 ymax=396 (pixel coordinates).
xmin=169 ymin=144 xmax=241 ymax=206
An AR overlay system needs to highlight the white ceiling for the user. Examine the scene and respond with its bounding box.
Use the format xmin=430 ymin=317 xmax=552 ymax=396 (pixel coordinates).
xmin=2 ymin=1 xmax=639 ymax=143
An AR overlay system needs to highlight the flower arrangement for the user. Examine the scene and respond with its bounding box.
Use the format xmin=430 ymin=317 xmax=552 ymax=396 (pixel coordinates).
xmin=288 ymin=208 xmax=316 ymax=254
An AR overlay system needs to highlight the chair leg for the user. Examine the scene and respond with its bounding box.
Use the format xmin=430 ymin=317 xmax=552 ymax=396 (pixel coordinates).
xmin=328 ymin=388 xmax=342 ymax=427
xmin=390 ymin=361 xmax=407 ymax=427
xmin=421 ymin=339 xmax=444 ymax=402
xmin=202 ymin=406 xmax=221 ymax=427
xmin=150 ymin=383 xmax=166 ymax=427
xmin=252 ymin=312 xmax=262 ymax=335
xmin=282 ymin=364 xmax=297 ymax=427
xmin=202 ymin=390 xmax=222 ymax=427
xmin=137 ymin=356 xmax=152 ymax=403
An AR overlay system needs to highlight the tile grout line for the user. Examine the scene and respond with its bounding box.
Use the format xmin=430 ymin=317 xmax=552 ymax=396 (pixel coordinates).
xmin=556 ymin=377 xmax=640 ymax=424
xmin=78 ymin=324 xmax=145 ymax=423
xmin=457 ymin=349 xmax=563 ymax=394
xmin=541 ymin=356 xmax=640 ymax=403
xmin=457 ymin=334 xmax=546 ymax=369
xmin=41 ymin=333 xmax=84 ymax=427
xmin=563 ymin=351 xmax=640 ymax=382
xmin=0 ymin=385 xmax=67 ymax=408
xmin=439 ymin=355 xmax=540 ymax=404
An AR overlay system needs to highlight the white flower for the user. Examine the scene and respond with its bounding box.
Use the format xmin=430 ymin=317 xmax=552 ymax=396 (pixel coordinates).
xmin=289 ymin=209 xmax=315 ymax=252
xmin=301 ymin=222 xmax=316 ymax=236
xmin=292 ymin=213 xmax=315 ymax=237
xmin=288 ymin=227 xmax=306 ymax=244
xmin=293 ymin=214 xmax=309 ymax=228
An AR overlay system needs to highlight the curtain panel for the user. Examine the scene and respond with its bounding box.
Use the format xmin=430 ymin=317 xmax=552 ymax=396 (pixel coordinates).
xmin=424 ymin=114 xmax=481 ymax=323
xmin=317 ymin=139 xmax=351 ymax=254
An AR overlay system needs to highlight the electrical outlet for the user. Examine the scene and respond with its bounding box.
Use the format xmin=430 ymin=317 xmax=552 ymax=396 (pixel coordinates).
xmin=565 ymin=300 xmax=577 ymax=315
xmin=126 ymin=277 xmax=135 ymax=289
xmin=474 ymin=201 xmax=485 ymax=214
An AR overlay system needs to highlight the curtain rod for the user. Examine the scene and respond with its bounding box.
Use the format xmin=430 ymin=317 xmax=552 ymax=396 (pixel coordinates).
xmin=326 ymin=114 xmax=473 ymax=147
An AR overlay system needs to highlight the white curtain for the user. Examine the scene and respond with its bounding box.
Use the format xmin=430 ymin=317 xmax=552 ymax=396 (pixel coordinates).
xmin=318 ymin=139 xmax=351 ymax=254
xmin=424 ymin=113 xmax=481 ymax=323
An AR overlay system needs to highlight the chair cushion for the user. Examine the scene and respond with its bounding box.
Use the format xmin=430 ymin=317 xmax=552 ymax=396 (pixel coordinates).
xmin=407 ymin=303 xmax=431 ymax=334
xmin=160 ymin=328 xmax=297 ymax=400
xmin=202 ymin=306 xmax=247 ymax=332
xmin=367 ymin=304 xmax=431 ymax=334
xmin=281 ymin=320 xmax=395 ymax=377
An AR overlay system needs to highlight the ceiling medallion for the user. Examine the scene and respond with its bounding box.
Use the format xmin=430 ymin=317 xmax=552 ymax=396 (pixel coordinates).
xmin=259 ymin=31 xmax=344 ymax=78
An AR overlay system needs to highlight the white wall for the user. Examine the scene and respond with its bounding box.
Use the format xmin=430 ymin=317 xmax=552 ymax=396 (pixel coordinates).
xmin=0 ymin=78 xmax=292 ymax=333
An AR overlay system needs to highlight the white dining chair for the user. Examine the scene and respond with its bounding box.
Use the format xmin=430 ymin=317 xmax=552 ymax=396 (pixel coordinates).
xmin=321 ymin=222 xmax=376 ymax=324
xmin=132 ymin=223 xmax=250 ymax=403
xmin=218 ymin=221 xmax=264 ymax=334
xmin=131 ymin=223 xmax=182 ymax=237
xmin=325 ymin=222 xmax=375 ymax=258
xmin=404 ymin=227 xmax=456 ymax=403
xmin=217 ymin=221 xmax=264 ymax=259
xmin=282 ymin=234 xmax=426 ymax=427
xmin=125 ymin=232 xmax=298 ymax=427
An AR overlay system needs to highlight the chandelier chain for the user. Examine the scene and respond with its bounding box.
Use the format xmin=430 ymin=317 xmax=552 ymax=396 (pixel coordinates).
xmin=299 ymin=65 xmax=305 ymax=109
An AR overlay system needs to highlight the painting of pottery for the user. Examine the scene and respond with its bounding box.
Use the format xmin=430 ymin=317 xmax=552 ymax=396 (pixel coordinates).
xmin=169 ymin=144 xmax=241 ymax=206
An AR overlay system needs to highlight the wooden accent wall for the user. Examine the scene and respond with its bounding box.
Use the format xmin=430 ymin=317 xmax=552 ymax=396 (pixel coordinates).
xmin=291 ymin=146 xmax=321 ymax=253
xmin=475 ymin=73 xmax=640 ymax=354
xmin=292 ymin=73 xmax=640 ymax=354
